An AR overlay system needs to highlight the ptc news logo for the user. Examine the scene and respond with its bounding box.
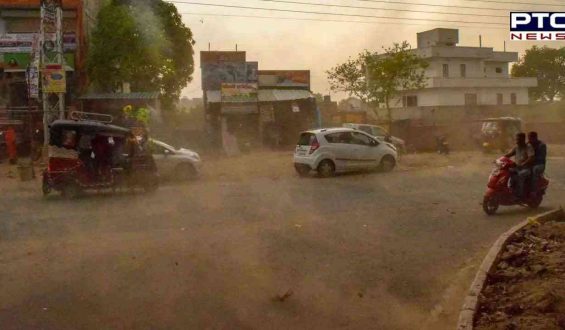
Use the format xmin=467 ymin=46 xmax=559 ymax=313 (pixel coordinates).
xmin=510 ymin=12 xmax=565 ymax=41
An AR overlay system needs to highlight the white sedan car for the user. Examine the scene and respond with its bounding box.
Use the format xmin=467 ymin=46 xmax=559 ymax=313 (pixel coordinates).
xmin=149 ymin=139 xmax=202 ymax=180
xmin=293 ymin=128 xmax=398 ymax=177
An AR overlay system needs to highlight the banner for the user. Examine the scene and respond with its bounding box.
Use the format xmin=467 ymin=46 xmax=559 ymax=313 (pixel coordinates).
xmin=0 ymin=33 xmax=77 ymax=53
xmin=27 ymin=35 xmax=41 ymax=99
xmin=258 ymin=70 xmax=310 ymax=88
xmin=41 ymin=0 xmax=62 ymax=32
xmin=43 ymin=66 xmax=66 ymax=93
xmin=221 ymin=83 xmax=258 ymax=103
xmin=26 ymin=67 xmax=40 ymax=98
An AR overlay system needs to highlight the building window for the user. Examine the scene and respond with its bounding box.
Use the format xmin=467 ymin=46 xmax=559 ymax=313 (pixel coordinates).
xmin=465 ymin=93 xmax=478 ymax=106
xmin=460 ymin=64 xmax=466 ymax=78
xmin=403 ymin=95 xmax=418 ymax=107
xmin=497 ymin=93 xmax=503 ymax=105
xmin=511 ymin=93 xmax=517 ymax=105
xmin=495 ymin=67 xmax=503 ymax=74
xmin=443 ymin=64 xmax=449 ymax=78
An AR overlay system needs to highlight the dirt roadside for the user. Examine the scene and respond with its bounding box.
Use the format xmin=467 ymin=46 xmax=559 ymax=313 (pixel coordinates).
xmin=475 ymin=221 xmax=565 ymax=330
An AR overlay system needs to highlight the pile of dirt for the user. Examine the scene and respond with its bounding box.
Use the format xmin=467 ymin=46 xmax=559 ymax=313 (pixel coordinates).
xmin=475 ymin=221 xmax=565 ymax=330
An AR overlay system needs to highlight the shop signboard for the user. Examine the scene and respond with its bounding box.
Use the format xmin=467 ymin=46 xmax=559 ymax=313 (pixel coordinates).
xmin=0 ymin=33 xmax=77 ymax=53
xmin=221 ymin=104 xmax=258 ymax=114
xmin=2 ymin=53 xmax=75 ymax=71
xmin=258 ymin=70 xmax=310 ymax=88
xmin=43 ymin=65 xmax=66 ymax=93
xmin=221 ymin=82 xmax=258 ymax=103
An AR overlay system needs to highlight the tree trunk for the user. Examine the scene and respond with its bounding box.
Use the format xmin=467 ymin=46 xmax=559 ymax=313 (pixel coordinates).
xmin=385 ymin=95 xmax=392 ymax=132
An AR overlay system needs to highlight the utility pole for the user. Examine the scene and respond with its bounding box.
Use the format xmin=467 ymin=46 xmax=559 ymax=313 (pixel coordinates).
xmin=40 ymin=0 xmax=66 ymax=146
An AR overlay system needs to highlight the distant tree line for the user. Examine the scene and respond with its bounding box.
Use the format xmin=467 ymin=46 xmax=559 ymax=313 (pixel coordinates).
xmin=512 ymin=46 xmax=565 ymax=103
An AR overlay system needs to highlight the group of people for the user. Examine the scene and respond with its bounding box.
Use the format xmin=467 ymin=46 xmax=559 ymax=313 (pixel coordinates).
xmin=504 ymin=131 xmax=547 ymax=199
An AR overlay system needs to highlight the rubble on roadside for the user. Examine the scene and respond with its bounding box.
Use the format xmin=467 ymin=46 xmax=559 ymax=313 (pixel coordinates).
xmin=475 ymin=221 xmax=565 ymax=330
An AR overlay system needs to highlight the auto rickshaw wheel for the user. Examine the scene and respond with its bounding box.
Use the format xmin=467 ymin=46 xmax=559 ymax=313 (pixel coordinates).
xmin=42 ymin=179 xmax=51 ymax=196
xmin=41 ymin=174 xmax=51 ymax=196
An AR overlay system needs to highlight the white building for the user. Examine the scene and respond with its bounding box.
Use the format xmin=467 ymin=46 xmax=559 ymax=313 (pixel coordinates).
xmin=390 ymin=28 xmax=537 ymax=110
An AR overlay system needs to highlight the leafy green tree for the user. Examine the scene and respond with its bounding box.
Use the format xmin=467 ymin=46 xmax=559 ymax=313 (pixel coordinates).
xmin=327 ymin=42 xmax=428 ymax=128
xmin=512 ymin=46 xmax=565 ymax=102
xmin=327 ymin=53 xmax=375 ymax=105
xmin=87 ymin=0 xmax=195 ymax=111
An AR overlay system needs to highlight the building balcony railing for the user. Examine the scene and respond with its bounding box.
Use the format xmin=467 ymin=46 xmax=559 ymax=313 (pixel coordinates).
xmin=425 ymin=77 xmax=537 ymax=88
xmin=415 ymin=47 xmax=519 ymax=62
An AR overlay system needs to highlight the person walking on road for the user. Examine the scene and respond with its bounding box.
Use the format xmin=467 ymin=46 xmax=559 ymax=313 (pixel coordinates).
xmin=5 ymin=126 xmax=17 ymax=177
xmin=5 ymin=126 xmax=17 ymax=164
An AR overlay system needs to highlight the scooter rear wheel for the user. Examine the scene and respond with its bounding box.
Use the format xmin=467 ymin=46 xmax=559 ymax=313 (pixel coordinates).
xmin=483 ymin=196 xmax=499 ymax=215
xmin=527 ymin=195 xmax=543 ymax=209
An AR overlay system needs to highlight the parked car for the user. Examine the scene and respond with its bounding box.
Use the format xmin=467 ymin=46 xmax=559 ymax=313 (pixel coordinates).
xmin=293 ymin=128 xmax=398 ymax=177
xmin=149 ymin=139 xmax=201 ymax=180
xmin=342 ymin=123 xmax=406 ymax=153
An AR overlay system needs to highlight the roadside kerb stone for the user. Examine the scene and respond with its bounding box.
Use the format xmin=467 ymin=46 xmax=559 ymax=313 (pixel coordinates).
xmin=455 ymin=207 xmax=564 ymax=330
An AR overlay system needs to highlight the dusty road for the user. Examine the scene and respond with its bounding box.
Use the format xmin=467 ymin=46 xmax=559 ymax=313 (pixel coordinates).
xmin=1 ymin=151 xmax=564 ymax=330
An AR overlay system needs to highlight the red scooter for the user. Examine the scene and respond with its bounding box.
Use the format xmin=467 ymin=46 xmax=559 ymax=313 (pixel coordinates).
xmin=482 ymin=157 xmax=549 ymax=215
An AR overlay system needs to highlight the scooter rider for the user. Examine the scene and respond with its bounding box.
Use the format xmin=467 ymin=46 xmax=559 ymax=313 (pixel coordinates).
xmin=504 ymin=133 xmax=534 ymax=198
xmin=527 ymin=131 xmax=547 ymax=197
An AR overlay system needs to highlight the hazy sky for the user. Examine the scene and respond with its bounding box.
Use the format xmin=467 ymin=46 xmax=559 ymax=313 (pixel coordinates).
xmin=172 ymin=0 xmax=564 ymax=100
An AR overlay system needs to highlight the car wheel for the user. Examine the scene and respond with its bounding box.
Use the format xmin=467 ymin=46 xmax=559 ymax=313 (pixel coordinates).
xmin=143 ymin=174 xmax=160 ymax=193
xmin=379 ymin=155 xmax=396 ymax=172
xmin=175 ymin=163 xmax=197 ymax=181
xmin=294 ymin=164 xmax=310 ymax=177
xmin=317 ymin=160 xmax=335 ymax=178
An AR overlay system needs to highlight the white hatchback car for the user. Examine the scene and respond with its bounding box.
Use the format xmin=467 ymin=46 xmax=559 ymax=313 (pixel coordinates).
xmin=293 ymin=128 xmax=398 ymax=177
xmin=149 ymin=139 xmax=202 ymax=180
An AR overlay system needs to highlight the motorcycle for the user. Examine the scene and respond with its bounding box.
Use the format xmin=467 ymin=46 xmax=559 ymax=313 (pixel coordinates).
xmin=482 ymin=157 xmax=549 ymax=215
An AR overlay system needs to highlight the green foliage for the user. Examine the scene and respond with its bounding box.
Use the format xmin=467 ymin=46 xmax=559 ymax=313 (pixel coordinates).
xmin=327 ymin=42 xmax=428 ymax=125
xmin=327 ymin=54 xmax=373 ymax=104
xmin=512 ymin=46 xmax=565 ymax=102
xmin=87 ymin=0 xmax=195 ymax=111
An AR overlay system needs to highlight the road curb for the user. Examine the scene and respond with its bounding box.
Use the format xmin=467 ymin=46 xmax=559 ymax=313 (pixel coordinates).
xmin=455 ymin=207 xmax=564 ymax=330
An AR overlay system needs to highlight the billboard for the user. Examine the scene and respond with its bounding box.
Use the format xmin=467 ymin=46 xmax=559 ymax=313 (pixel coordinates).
xmin=258 ymin=70 xmax=310 ymax=88
xmin=200 ymin=51 xmax=246 ymax=66
xmin=221 ymin=83 xmax=258 ymax=103
xmin=43 ymin=65 xmax=66 ymax=93
xmin=202 ymin=61 xmax=258 ymax=90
